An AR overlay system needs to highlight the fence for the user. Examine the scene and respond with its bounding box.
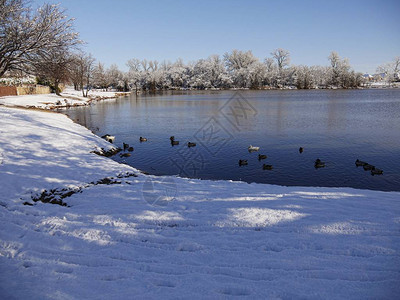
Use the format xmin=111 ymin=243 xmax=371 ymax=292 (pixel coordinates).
xmin=0 ymin=86 xmax=18 ymax=97
xmin=0 ymin=85 xmax=50 ymax=97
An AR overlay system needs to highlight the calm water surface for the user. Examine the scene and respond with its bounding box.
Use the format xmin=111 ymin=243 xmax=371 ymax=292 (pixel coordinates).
xmin=65 ymin=89 xmax=400 ymax=192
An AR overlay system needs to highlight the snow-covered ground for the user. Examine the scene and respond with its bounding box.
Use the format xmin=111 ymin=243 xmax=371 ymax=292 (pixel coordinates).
xmin=0 ymin=87 xmax=126 ymax=109
xmin=61 ymin=87 xmax=123 ymax=99
xmin=0 ymin=106 xmax=399 ymax=299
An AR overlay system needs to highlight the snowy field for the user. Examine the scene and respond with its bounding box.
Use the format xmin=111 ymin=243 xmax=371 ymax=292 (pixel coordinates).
xmin=0 ymin=106 xmax=399 ymax=299
xmin=0 ymin=88 xmax=124 ymax=109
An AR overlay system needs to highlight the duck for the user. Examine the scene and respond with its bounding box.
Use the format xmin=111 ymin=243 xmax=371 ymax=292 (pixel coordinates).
xmin=170 ymin=136 xmax=179 ymax=145
xmin=363 ymin=164 xmax=375 ymax=171
xmin=299 ymin=147 xmax=304 ymax=153
xmin=120 ymin=153 xmax=131 ymax=158
xmin=314 ymin=158 xmax=325 ymax=168
xmin=123 ymin=142 xmax=129 ymax=151
xmin=128 ymin=147 xmax=134 ymax=152
xmin=371 ymin=168 xmax=383 ymax=175
xmin=248 ymin=145 xmax=260 ymax=152
xmin=139 ymin=137 xmax=147 ymax=142
xmin=188 ymin=142 xmax=196 ymax=147
xmin=262 ymin=164 xmax=273 ymax=170
xmin=258 ymin=154 xmax=267 ymax=160
xmin=355 ymin=159 xmax=368 ymax=167
xmin=101 ymin=134 xmax=115 ymax=143
xmin=238 ymin=160 xmax=248 ymax=166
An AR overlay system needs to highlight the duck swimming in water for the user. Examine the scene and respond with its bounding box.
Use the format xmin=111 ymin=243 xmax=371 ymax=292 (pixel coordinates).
xmin=188 ymin=142 xmax=196 ymax=147
xmin=170 ymin=136 xmax=179 ymax=145
xmin=355 ymin=159 xmax=368 ymax=167
xmin=314 ymin=158 xmax=325 ymax=168
xmin=371 ymin=168 xmax=383 ymax=175
xmin=139 ymin=137 xmax=147 ymax=142
xmin=363 ymin=164 xmax=375 ymax=171
xmin=238 ymin=160 xmax=248 ymax=166
xmin=262 ymin=164 xmax=273 ymax=170
xmin=248 ymin=145 xmax=260 ymax=152
xmin=258 ymin=154 xmax=267 ymax=160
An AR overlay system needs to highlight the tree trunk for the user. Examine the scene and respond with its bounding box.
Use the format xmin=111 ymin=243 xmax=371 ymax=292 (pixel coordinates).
xmin=55 ymin=81 xmax=60 ymax=96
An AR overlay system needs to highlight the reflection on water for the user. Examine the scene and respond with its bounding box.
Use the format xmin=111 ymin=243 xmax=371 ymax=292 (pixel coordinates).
xmin=64 ymin=89 xmax=400 ymax=192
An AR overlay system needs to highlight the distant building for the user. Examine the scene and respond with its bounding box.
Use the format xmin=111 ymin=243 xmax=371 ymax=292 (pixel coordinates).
xmin=362 ymin=74 xmax=373 ymax=81
xmin=372 ymin=73 xmax=386 ymax=82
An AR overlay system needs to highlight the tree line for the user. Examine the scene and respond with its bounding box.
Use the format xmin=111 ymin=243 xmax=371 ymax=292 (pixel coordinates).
xmin=1 ymin=0 xmax=399 ymax=96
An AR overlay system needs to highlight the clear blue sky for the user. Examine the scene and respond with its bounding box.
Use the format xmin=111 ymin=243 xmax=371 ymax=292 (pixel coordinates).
xmin=34 ymin=0 xmax=399 ymax=73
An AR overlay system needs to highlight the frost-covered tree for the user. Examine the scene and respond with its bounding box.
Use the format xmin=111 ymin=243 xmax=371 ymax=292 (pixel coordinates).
xmin=189 ymin=55 xmax=229 ymax=89
xmin=190 ymin=59 xmax=211 ymax=89
xmin=295 ymin=65 xmax=315 ymax=89
xmin=271 ymin=48 xmax=290 ymax=71
xmin=0 ymin=0 xmax=80 ymax=77
xmin=69 ymin=52 xmax=95 ymax=96
xmin=126 ymin=58 xmax=142 ymax=91
xmin=105 ymin=64 xmax=129 ymax=91
xmin=208 ymin=55 xmax=231 ymax=88
xmin=312 ymin=66 xmax=330 ymax=88
xmin=92 ymin=62 xmax=109 ymax=90
xmin=377 ymin=56 xmax=400 ymax=85
xmin=144 ymin=60 xmax=164 ymax=91
xmin=122 ymin=49 xmax=365 ymax=91
xmin=327 ymin=52 xmax=364 ymax=88
xmin=224 ymin=50 xmax=261 ymax=88
xmin=264 ymin=57 xmax=278 ymax=87
xmin=247 ymin=61 xmax=266 ymax=89
xmin=328 ymin=51 xmax=352 ymax=87
xmin=106 ymin=64 xmax=123 ymax=90
xmin=268 ymin=49 xmax=291 ymax=87
xmin=33 ymin=49 xmax=72 ymax=95
xmin=166 ymin=58 xmax=188 ymax=88
xmin=224 ymin=50 xmax=258 ymax=71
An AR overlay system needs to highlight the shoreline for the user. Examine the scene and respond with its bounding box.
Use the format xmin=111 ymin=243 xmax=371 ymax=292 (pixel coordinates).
xmin=0 ymin=104 xmax=399 ymax=298
xmin=0 ymin=88 xmax=131 ymax=110
xmin=3 ymin=103 xmax=397 ymax=194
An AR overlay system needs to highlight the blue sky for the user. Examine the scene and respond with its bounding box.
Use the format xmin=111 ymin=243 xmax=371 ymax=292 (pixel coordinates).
xmin=34 ymin=0 xmax=399 ymax=73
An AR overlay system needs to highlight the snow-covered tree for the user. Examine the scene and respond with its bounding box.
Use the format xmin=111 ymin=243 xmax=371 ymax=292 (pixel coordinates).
xmin=92 ymin=62 xmax=109 ymax=90
xmin=0 ymin=0 xmax=80 ymax=77
xmin=328 ymin=51 xmax=352 ymax=87
xmin=69 ymin=52 xmax=96 ymax=96
xmin=126 ymin=58 xmax=142 ymax=91
xmin=263 ymin=58 xmax=278 ymax=87
xmin=268 ymin=49 xmax=291 ymax=87
xmin=166 ymin=58 xmax=188 ymax=88
xmin=106 ymin=64 xmax=124 ymax=90
xmin=33 ymin=49 xmax=72 ymax=95
xmin=295 ymin=65 xmax=315 ymax=89
xmin=224 ymin=50 xmax=261 ymax=88
xmin=271 ymin=48 xmax=290 ymax=71
xmin=377 ymin=56 xmax=400 ymax=85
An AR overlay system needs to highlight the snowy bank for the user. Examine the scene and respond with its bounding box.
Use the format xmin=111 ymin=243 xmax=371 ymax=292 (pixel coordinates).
xmin=0 ymin=87 xmax=129 ymax=110
xmin=0 ymin=107 xmax=399 ymax=299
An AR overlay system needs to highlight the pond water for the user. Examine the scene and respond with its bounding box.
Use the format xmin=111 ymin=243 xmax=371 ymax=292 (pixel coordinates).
xmin=64 ymin=89 xmax=400 ymax=192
